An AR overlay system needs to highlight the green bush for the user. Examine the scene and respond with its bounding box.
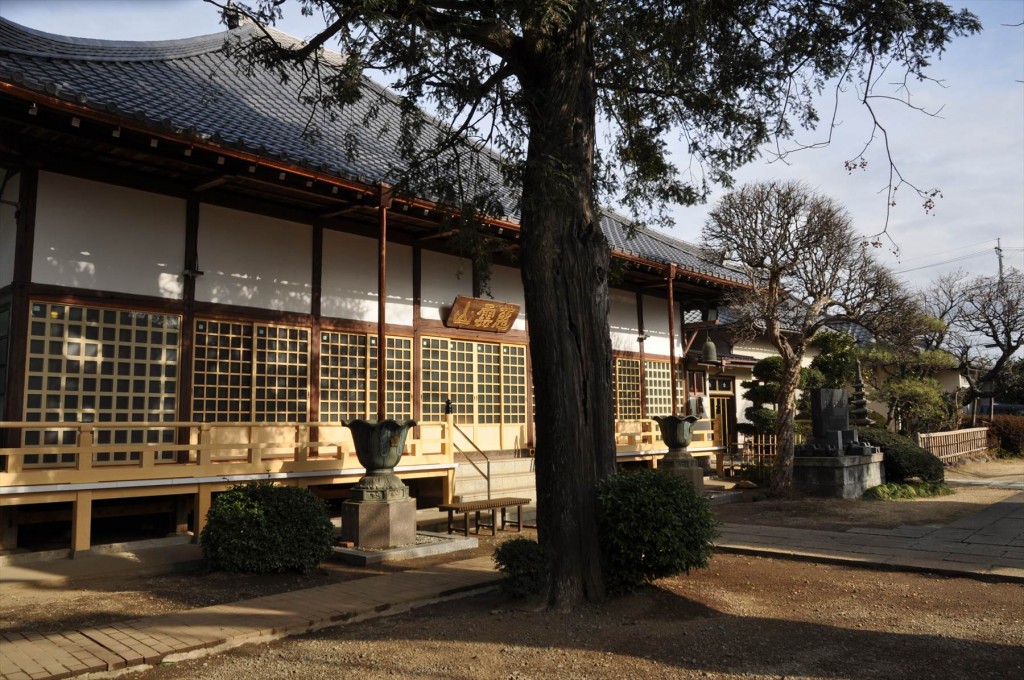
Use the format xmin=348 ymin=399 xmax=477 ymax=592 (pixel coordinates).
xmin=492 ymin=537 xmax=550 ymax=598
xmin=596 ymin=469 xmax=718 ymax=595
xmin=201 ymin=482 xmax=335 ymax=574
xmin=988 ymin=415 xmax=1024 ymax=455
xmin=863 ymin=481 xmax=952 ymax=500
xmin=859 ymin=427 xmax=944 ymax=484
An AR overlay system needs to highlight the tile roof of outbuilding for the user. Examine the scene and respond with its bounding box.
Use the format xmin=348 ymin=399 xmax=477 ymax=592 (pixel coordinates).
xmin=0 ymin=16 xmax=743 ymax=284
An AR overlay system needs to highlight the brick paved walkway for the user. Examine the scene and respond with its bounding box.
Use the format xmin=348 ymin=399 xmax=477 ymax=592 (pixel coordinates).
xmin=717 ymin=491 xmax=1024 ymax=581
xmin=0 ymin=557 xmax=499 ymax=680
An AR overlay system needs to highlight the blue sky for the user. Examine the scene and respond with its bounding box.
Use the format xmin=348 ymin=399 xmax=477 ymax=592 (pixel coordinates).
xmin=2 ymin=0 xmax=1021 ymax=289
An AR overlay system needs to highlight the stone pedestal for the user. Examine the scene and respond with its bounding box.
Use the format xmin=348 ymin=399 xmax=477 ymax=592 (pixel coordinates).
xmin=341 ymin=496 xmax=416 ymax=549
xmin=792 ymin=453 xmax=884 ymax=499
xmin=657 ymin=455 xmax=705 ymax=495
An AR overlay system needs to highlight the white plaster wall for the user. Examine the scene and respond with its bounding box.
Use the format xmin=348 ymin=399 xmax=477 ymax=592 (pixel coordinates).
xmin=0 ymin=171 xmax=18 ymax=287
xmin=729 ymin=336 xmax=818 ymax=368
xmin=609 ymin=287 xmax=640 ymax=353
xmin=420 ymin=250 xmax=472 ymax=322
xmin=486 ymin=264 xmax=527 ymax=331
xmin=321 ymin=230 xmax=413 ymax=325
xmin=641 ymin=295 xmax=686 ymax=359
xmin=938 ymin=370 xmax=968 ymax=393
xmin=32 ymin=172 xmax=185 ymax=298
xmin=196 ymin=204 xmax=312 ymax=313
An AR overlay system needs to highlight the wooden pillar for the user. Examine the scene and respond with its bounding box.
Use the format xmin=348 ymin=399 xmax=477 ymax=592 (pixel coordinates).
xmin=3 ymin=165 xmax=37 ymax=447
xmin=71 ymin=490 xmax=92 ymax=557
xmin=310 ymin=223 xmax=323 ymax=452
xmin=174 ymin=496 xmax=190 ymax=536
xmin=194 ymin=485 xmax=212 ymax=540
xmin=376 ymin=184 xmax=392 ymax=422
xmin=412 ymin=246 xmax=422 ymax=423
xmin=636 ymin=289 xmax=647 ymax=419
xmin=0 ymin=507 xmax=18 ymax=550
xmin=177 ymin=195 xmax=200 ymax=461
xmin=666 ymin=265 xmax=679 ymax=416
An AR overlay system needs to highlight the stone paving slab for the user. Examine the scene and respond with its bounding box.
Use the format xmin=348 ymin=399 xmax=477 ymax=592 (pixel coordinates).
xmin=717 ymin=492 xmax=1024 ymax=584
xmin=0 ymin=556 xmax=499 ymax=680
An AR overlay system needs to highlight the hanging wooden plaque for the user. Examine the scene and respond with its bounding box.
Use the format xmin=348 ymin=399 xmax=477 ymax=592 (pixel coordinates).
xmin=444 ymin=295 xmax=520 ymax=333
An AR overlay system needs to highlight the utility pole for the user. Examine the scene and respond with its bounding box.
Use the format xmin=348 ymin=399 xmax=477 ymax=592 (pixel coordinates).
xmin=996 ymin=238 xmax=1005 ymax=288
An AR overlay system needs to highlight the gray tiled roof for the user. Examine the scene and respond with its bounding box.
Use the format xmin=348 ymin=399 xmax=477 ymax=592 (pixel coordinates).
xmin=600 ymin=211 xmax=744 ymax=282
xmin=0 ymin=17 xmax=742 ymax=284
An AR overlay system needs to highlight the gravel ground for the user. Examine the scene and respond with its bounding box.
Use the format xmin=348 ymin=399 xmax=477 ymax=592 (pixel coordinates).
xmin=2 ymin=462 xmax=1021 ymax=678
xmin=136 ymin=553 xmax=1024 ymax=680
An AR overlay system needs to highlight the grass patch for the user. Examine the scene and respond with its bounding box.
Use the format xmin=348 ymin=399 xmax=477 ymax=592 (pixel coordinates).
xmin=863 ymin=481 xmax=953 ymax=501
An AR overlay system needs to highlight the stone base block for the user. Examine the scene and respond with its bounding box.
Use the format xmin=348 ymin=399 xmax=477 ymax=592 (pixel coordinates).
xmin=658 ymin=459 xmax=705 ymax=495
xmin=792 ymin=453 xmax=885 ymax=499
xmin=341 ymin=497 xmax=417 ymax=549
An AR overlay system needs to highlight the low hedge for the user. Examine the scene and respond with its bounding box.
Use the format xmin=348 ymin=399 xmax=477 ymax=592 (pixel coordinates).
xmin=493 ymin=537 xmax=550 ymax=598
xmin=858 ymin=427 xmax=944 ymax=484
xmin=596 ymin=469 xmax=718 ymax=595
xmin=988 ymin=415 xmax=1024 ymax=455
xmin=200 ymin=482 xmax=335 ymax=574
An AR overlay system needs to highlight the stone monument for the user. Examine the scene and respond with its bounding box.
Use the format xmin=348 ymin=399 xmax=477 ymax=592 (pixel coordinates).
xmin=341 ymin=419 xmax=418 ymax=549
xmin=792 ymin=388 xmax=883 ymax=498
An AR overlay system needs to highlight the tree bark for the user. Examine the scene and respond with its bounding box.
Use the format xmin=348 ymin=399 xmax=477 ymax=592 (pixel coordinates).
xmin=769 ymin=359 xmax=802 ymax=497
xmin=517 ymin=14 xmax=616 ymax=608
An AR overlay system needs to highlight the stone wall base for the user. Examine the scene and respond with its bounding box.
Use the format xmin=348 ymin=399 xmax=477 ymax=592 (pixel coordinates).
xmin=657 ymin=459 xmax=705 ymax=495
xmin=341 ymin=497 xmax=417 ymax=549
xmin=792 ymin=453 xmax=885 ymax=499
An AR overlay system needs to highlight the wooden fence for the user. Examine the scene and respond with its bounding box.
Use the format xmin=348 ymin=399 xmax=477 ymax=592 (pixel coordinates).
xmin=915 ymin=427 xmax=989 ymax=464
xmin=741 ymin=434 xmax=778 ymax=466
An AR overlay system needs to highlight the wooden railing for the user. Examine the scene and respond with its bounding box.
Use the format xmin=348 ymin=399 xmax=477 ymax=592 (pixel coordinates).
xmin=614 ymin=418 xmax=723 ymax=455
xmin=915 ymin=427 xmax=989 ymax=464
xmin=0 ymin=419 xmax=455 ymax=490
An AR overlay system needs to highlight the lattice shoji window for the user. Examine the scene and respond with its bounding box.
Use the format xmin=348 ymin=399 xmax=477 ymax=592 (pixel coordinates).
xmin=23 ymin=302 xmax=179 ymax=465
xmin=449 ymin=340 xmax=476 ymax=425
xmin=501 ymin=344 xmax=527 ymax=425
xmin=369 ymin=336 xmax=413 ymax=421
xmin=192 ymin=321 xmax=310 ymax=423
xmin=320 ymin=331 xmax=369 ymax=422
xmin=420 ymin=337 xmax=449 ymax=421
xmin=475 ymin=342 xmax=502 ymax=424
xmin=644 ymin=360 xmax=673 ymax=418
xmin=255 ymin=325 xmax=309 ymax=422
xmin=192 ymin=321 xmax=253 ymax=422
xmin=614 ymin=358 xmax=642 ymax=420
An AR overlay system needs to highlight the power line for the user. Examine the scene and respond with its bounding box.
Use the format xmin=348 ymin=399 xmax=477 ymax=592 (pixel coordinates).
xmin=894 ymin=237 xmax=1000 ymax=263
xmin=895 ymin=248 xmax=995 ymax=274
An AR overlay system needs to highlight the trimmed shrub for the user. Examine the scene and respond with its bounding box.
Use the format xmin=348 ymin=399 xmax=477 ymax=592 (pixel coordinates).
xmin=596 ymin=469 xmax=718 ymax=595
xmin=988 ymin=415 xmax=1024 ymax=455
xmin=863 ymin=481 xmax=952 ymax=501
xmin=493 ymin=537 xmax=550 ymax=598
xmin=200 ymin=482 xmax=334 ymax=574
xmin=859 ymin=427 xmax=944 ymax=484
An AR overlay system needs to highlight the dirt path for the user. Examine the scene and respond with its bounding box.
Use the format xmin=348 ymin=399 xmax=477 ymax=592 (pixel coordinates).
xmin=2 ymin=460 xmax=1020 ymax=655
xmin=136 ymin=553 xmax=1024 ymax=680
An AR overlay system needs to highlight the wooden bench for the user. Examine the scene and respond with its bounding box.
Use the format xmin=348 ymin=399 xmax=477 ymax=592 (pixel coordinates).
xmin=437 ymin=497 xmax=531 ymax=536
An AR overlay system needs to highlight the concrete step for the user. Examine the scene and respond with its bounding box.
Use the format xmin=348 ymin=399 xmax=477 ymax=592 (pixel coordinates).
xmin=455 ymin=471 xmax=536 ymax=496
xmin=455 ymin=456 xmax=535 ymax=475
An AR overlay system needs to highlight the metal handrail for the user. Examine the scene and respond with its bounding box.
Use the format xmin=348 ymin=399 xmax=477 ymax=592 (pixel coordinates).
xmin=446 ymin=399 xmax=493 ymax=499
xmin=451 ymin=423 xmax=493 ymax=499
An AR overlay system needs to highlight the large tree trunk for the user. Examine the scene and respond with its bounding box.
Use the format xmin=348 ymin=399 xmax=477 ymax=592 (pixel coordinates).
xmin=769 ymin=360 xmax=802 ymax=497
xmin=518 ymin=15 xmax=616 ymax=609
